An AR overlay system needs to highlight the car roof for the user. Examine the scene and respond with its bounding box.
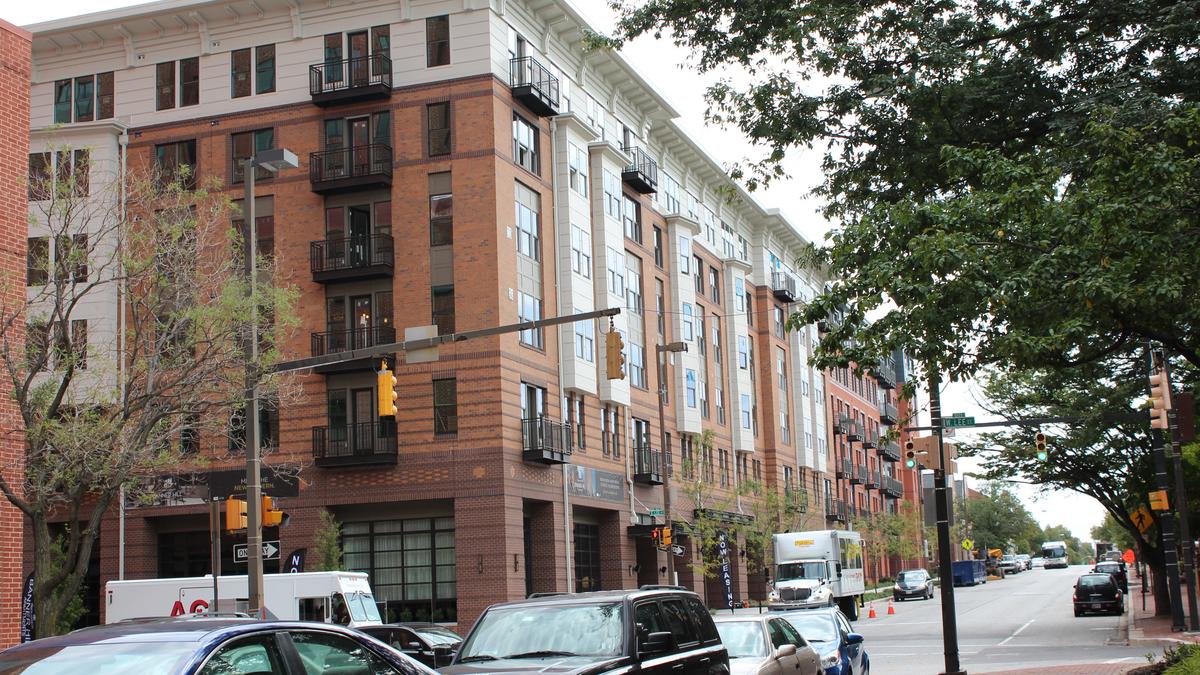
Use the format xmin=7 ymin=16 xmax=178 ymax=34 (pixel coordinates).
xmin=483 ymin=587 xmax=699 ymax=610
xmin=713 ymin=614 xmax=771 ymax=624
xmin=1079 ymin=573 xmax=1115 ymax=581
xmin=897 ymin=569 xmax=928 ymax=574
xmin=1 ymin=618 xmax=363 ymax=653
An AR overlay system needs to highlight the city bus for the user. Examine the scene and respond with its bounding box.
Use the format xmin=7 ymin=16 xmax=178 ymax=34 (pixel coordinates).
xmin=1041 ymin=540 xmax=1069 ymax=569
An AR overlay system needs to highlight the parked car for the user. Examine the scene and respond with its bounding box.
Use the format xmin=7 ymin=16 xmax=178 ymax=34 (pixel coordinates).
xmin=0 ymin=616 xmax=437 ymax=675
xmin=998 ymin=555 xmax=1022 ymax=575
xmin=1074 ymin=573 xmax=1124 ymax=616
xmin=361 ymin=622 xmax=463 ymax=668
xmin=774 ymin=607 xmax=868 ymax=675
xmin=1016 ymin=554 xmax=1032 ymax=571
xmin=443 ymin=585 xmax=729 ymax=675
xmin=713 ymin=615 xmax=821 ymax=675
xmin=1030 ymin=557 xmax=1046 ymax=569
xmin=893 ymin=569 xmax=935 ymax=601
xmin=1093 ymin=561 xmax=1129 ymax=594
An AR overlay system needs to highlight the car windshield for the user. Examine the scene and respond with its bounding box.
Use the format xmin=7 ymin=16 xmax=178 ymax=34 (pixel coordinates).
xmin=1079 ymin=575 xmax=1114 ymax=588
xmin=414 ymin=627 xmax=461 ymax=645
xmin=0 ymin=641 xmax=196 ymax=675
xmin=777 ymin=613 xmax=838 ymax=643
xmin=715 ymin=622 xmax=767 ymax=658
xmin=458 ymin=603 xmax=624 ymax=659
xmin=777 ymin=562 xmax=826 ymax=582
xmin=344 ymin=592 xmax=382 ymax=623
xmin=897 ymin=571 xmax=926 ymax=582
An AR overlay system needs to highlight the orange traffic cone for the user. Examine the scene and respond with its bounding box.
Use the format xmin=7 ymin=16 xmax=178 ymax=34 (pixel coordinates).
xmin=887 ymin=601 xmax=895 ymax=615
xmin=867 ymin=603 xmax=876 ymax=619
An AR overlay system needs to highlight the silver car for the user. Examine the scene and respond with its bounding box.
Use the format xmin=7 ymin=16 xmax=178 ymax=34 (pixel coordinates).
xmin=714 ymin=614 xmax=821 ymax=675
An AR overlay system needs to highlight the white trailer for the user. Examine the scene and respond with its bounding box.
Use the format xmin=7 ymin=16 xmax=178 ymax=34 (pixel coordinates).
xmin=769 ymin=529 xmax=866 ymax=620
xmin=105 ymin=571 xmax=383 ymax=628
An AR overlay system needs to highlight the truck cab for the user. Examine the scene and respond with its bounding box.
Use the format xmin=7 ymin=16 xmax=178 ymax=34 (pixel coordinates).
xmin=768 ymin=530 xmax=865 ymax=619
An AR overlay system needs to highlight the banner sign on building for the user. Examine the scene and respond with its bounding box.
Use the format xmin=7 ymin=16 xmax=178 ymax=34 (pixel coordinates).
xmin=20 ymin=573 xmax=35 ymax=642
xmin=567 ymin=466 xmax=625 ymax=503
xmin=286 ymin=548 xmax=306 ymax=573
xmin=717 ymin=531 xmax=734 ymax=610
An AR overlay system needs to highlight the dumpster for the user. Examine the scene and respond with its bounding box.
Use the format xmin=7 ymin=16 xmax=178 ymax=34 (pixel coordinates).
xmin=952 ymin=559 xmax=987 ymax=586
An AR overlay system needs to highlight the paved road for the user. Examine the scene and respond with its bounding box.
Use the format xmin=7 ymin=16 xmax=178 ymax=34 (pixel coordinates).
xmin=847 ymin=565 xmax=1154 ymax=674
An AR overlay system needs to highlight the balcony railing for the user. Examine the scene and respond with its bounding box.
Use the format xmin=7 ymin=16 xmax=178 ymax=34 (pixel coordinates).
xmin=849 ymin=462 xmax=865 ymax=485
xmin=509 ymin=56 xmax=560 ymax=116
xmin=866 ymin=470 xmax=880 ymax=489
xmin=882 ymin=476 xmax=904 ymax=498
xmin=785 ymin=488 xmax=808 ymax=513
xmin=312 ymin=325 xmax=395 ymax=358
xmin=310 ymin=233 xmax=394 ymax=282
xmin=522 ymin=415 xmax=572 ymax=464
xmin=874 ymin=361 xmax=898 ymax=390
xmin=861 ymin=434 xmax=877 ymax=450
xmin=309 ymin=53 xmax=392 ymax=105
xmin=312 ymin=421 xmax=397 ymax=467
xmin=879 ymin=440 xmax=901 ymax=463
xmin=879 ymin=401 xmax=899 ymax=426
xmin=771 ymin=271 xmax=797 ymax=303
xmin=825 ymin=498 xmax=847 ymax=523
xmin=838 ymin=417 xmax=862 ymax=442
xmin=633 ymin=445 xmax=663 ymax=485
xmin=837 ymin=458 xmax=852 ymax=479
xmin=309 ymin=144 xmax=393 ymax=194
xmin=621 ymin=146 xmax=658 ymax=194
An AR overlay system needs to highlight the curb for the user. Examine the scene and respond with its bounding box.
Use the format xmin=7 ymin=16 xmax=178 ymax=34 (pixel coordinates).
xmin=1125 ymin=588 xmax=1200 ymax=648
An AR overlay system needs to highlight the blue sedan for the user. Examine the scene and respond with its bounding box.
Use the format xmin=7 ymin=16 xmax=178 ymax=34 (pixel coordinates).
xmin=773 ymin=607 xmax=869 ymax=675
xmin=0 ymin=616 xmax=438 ymax=675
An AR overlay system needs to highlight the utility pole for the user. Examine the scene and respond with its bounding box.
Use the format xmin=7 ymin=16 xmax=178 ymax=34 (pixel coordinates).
xmin=657 ymin=341 xmax=687 ymax=585
xmin=1149 ymin=347 xmax=1189 ymax=632
xmin=1168 ymin=403 xmax=1200 ymax=631
xmin=927 ymin=370 xmax=965 ymax=675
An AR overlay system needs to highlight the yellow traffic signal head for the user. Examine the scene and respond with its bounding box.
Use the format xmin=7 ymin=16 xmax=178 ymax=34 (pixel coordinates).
xmin=224 ymin=497 xmax=247 ymax=532
xmin=262 ymin=496 xmax=285 ymax=528
xmin=1149 ymin=370 xmax=1171 ymax=430
xmin=904 ymin=440 xmax=917 ymax=468
xmin=605 ymin=330 xmax=626 ymax=380
xmin=1035 ymin=431 xmax=1048 ymax=461
xmin=377 ymin=361 xmax=398 ymax=417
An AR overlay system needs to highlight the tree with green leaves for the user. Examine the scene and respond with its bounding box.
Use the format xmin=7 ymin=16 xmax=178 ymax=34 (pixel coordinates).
xmin=312 ymin=509 xmax=344 ymax=572
xmin=961 ymin=484 xmax=1040 ymax=557
xmin=0 ymin=149 xmax=296 ymax=636
xmin=606 ymin=0 xmax=1200 ymax=378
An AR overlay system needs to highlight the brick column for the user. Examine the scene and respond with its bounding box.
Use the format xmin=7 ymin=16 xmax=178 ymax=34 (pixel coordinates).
xmin=455 ymin=493 xmax=524 ymax=631
xmin=526 ymin=500 xmax=566 ymax=595
xmin=0 ymin=19 xmax=31 ymax=648
xmin=598 ymin=510 xmax=635 ymax=591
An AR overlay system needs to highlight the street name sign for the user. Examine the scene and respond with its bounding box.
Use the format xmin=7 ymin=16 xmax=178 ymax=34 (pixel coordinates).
xmin=943 ymin=415 xmax=975 ymax=428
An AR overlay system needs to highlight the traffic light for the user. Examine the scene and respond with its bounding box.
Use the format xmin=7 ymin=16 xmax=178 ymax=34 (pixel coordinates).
xmin=1149 ymin=368 xmax=1172 ymax=430
xmin=261 ymin=496 xmax=287 ymax=528
xmin=904 ymin=440 xmax=917 ymax=468
xmin=377 ymin=361 xmax=398 ymax=418
xmin=661 ymin=526 xmax=672 ymax=546
xmin=224 ymin=497 xmax=247 ymax=531
xmin=1035 ymin=432 xmax=1048 ymax=461
xmin=605 ymin=330 xmax=626 ymax=380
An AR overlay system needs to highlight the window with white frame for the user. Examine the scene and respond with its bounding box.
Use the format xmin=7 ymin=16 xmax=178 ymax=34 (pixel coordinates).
xmin=606 ymin=247 xmax=624 ymax=297
xmin=715 ymin=386 xmax=726 ymax=425
xmin=678 ymin=236 xmax=691 ymax=274
xmin=738 ymin=335 xmax=749 ymax=369
xmin=518 ymin=292 xmax=542 ymax=348
xmin=721 ymin=221 xmax=737 ymax=259
xmin=603 ymin=170 xmax=622 ymax=219
xmin=512 ymin=114 xmax=539 ymax=174
xmin=686 ymin=369 xmax=697 ymax=408
xmin=570 ymin=222 xmax=591 ymax=278
xmin=625 ymin=255 xmax=643 ymax=315
xmin=686 ymin=191 xmax=699 ymax=221
xmin=630 ymin=344 xmax=646 ymax=388
xmin=515 ymin=181 xmax=540 ymax=260
xmin=702 ymin=205 xmax=717 ymax=246
xmin=682 ymin=303 xmax=694 ymax=341
xmin=568 ymin=143 xmax=588 ymax=197
xmin=740 ymin=394 xmax=752 ymax=429
xmin=734 ymin=277 xmax=745 ymax=312
xmin=662 ymin=172 xmax=680 ymax=214
xmin=575 ymin=312 xmax=594 ymax=361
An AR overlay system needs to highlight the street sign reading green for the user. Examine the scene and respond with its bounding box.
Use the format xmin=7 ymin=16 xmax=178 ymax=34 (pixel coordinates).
xmin=649 ymin=509 xmax=665 ymax=517
xmin=943 ymin=415 xmax=975 ymax=428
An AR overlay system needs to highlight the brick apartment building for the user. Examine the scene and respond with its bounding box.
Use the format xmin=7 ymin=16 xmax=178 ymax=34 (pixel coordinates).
xmin=23 ymin=0 xmax=914 ymax=632
xmin=0 ymin=17 xmax=31 ymax=649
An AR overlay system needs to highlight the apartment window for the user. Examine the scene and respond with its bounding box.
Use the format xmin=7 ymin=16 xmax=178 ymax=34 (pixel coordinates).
xmin=54 ymin=80 xmax=72 ymax=123
xmin=630 ymin=344 xmax=646 ymax=388
xmin=232 ymin=49 xmax=251 ymax=97
xmin=74 ymin=75 xmax=94 ymax=122
xmin=693 ymin=255 xmax=704 ymax=293
xmin=56 ymin=234 xmax=88 ymax=283
xmin=255 ymin=45 xmax=276 ymax=94
xmin=27 ymin=237 xmax=48 ymax=286
xmin=343 ymin=517 xmax=456 ymax=623
xmin=709 ymin=266 xmax=721 ymax=304
xmin=719 ymin=450 xmax=729 ymax=487
xmin=567 ymin=393 xmax=587 ymax=450
xmin=568 ymin=143 xmax=588 ymax=196
xmin=512 ymin=114 xmax=539 ymax=174
xmin=606 ymin=247 xmax=624 ymax=296
xmin=233 ymin=195 xmax=276 ymax=258
xmin=741 ymin=394 xmax=752 ymax=429
xmin=713 ymin=316 xmax=722 ymax=364
xmin=432 ymin=286 xmax=455 ymax=335
xmin=433 ymin=378 xmax=458 ymax=434
xmin=575 ymin=313 xmax=595 ymax=362
xmin=678 ymin=236 xmax=691 ymax=274
xmin=231 ymin=129 xmax=275 ymax=184
xmin=603 ymin=170 xmax=621 ymax=219
xmin=521 ymin=382 xmax=548 ymax=420
xmin=716 ymin=387 xmax=726 ymax=425
xmin=774 ymin=306 xmax=786 ymax=338
xmin=784 ymin=465 xmax=794 ymax=491
xmin=661 ymin=172 xmax=680 ymax=214
xmin=570 ymin=223 xmax=591 ymax=278
xmin=574 ymin=523 xmax=601 ymax=593
xmin=622 ymin=195 xmax=641 ymax=244
xmin=601 ymin=405 xmax=622 ymax=457
xmin=655 ymin=279 xmax=666 ymax=336
xmin=625 ymin=256 xmax=643 ymax=315
xmin=180 ymin=414 xmax=199 ymax=455
xmin=178 ymin=57 xmax=199 ymax=107
xmin=426 ymin=15 xmax=450 ymax=66
xmin=232 ymin=46 xmax=273 ymax=97
xmin=54 ymin=73 xmax=113 ymax=123
xmin=776 ymin=347 xmax=788 ymax=389
xmin=738 ymin=335 xmax=749 ymax=369
xmin=696 ymin=309 xmax=706 ymax=357
xmin=427 ymin=102 xmax=451 ymax=156
xmin=680 ymin=435 xmax=694 ymax=479
xmin=745 ymin=290 xmax=754 ymax=325
xmin=28 ymin=153 xmax=50 ymax=201
xmin=515 ymin=182 xmax=540 ymax=259
xmin=734 ymin=278 xmax=745 ymax=312
xmin=518 ymin=292 xmax=543 ymax=348
xmin=155 ymin=140 xmax=198 ymax=190
xmin=429 ymin=172 xmax=453 ymax=246
xmin=686 ymin=369 xmax=697 ymax=408
xmin=653 ymin=227 xmax=663 ymax=267
xmin=682 ymin=303 xmax=694 ymax=341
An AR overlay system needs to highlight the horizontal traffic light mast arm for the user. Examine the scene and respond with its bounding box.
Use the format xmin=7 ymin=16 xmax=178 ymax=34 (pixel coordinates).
xmin=903 ymin=412 xmax=1144 ymax=433
xmin=270 ymin=307 xmax=622 ymax=375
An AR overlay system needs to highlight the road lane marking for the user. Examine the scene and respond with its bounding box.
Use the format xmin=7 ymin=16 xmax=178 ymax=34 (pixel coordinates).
xmin=997 ymin=618 xmax=1035 ymax=646
xmin=1104 ymin=657 xmax=1136 ymax=664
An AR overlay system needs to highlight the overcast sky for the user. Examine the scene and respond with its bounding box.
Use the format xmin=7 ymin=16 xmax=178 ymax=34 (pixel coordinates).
xmin=4 ymin=0 xmax=1109 ymax=544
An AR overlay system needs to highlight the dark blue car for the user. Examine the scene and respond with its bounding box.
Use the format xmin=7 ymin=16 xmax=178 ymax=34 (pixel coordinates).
xmin=773 ymin=607 xmax=868 ymax=675
xmin=0 ymin=616 xmax=438 ymax=675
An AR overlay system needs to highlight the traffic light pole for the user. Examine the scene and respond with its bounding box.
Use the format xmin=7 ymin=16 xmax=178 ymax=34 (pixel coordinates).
xmin=927 ymin=371 xmax=966 ymax=675
xmin=1150 ymin=348 xmax=1189 ymax=632
xmin=242 ymin=160 xmax=265 ymax=619
xmin=1161 ymin=355 xmax=1200 ymax=631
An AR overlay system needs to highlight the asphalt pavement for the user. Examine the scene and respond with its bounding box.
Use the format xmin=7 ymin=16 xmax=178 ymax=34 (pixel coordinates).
xmin=846 ymin=565 xmax=1155 ymax=674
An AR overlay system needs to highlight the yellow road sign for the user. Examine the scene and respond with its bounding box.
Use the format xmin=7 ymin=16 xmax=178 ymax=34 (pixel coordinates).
xmin=962 ymin=538 xmax=974 ymax=551
xmin=1131 ymin=506 xmax=1154 ymax=534
xmin=1149 ymin=489 xmax=1170 ymax=511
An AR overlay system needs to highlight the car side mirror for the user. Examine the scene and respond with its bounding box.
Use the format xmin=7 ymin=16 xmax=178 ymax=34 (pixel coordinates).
xmin=407 ymin=641 xmax=422 ymax=650
xmin=845 ymin=633 xmax=864 ymax=645
xmin=774 ymin=644 xmax=797 ymax=659
xmin=432 ymin=646 xmax=453 ymax=656
xmin=641 ymin=631 xmax=676 ymax=655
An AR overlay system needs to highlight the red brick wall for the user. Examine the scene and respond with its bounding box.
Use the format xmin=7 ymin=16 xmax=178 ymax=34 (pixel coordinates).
xmin=0 ymin=18 xmax=31 ymax=648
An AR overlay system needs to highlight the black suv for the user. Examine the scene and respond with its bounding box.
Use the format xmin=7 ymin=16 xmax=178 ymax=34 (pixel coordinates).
xmin=442 ymin=586 xmax=729 ymax=675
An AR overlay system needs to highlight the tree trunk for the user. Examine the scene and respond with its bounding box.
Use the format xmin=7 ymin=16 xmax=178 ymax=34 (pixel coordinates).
xmin=1140 ymin=544 xmax=1172 ymax=617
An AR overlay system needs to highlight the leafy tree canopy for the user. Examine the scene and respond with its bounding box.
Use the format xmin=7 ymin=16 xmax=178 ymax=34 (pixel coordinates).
xmin=962 ymin=483 xmax=1040 ymax=554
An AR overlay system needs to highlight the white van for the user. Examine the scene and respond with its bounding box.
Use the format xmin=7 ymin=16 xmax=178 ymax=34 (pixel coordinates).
xmin=105 ymin=571 xmax=383 ymax=628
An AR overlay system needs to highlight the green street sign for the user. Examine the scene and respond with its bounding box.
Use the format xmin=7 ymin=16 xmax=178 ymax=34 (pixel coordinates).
xmin=943 ymin=416 xmax=975 ymax=428
xmin=649 ymin=509 xmax=665 ymax=517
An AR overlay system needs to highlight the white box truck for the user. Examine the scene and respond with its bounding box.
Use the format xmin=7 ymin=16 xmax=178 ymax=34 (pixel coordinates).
xmin=769 ymin=529 xmax=866 ymax=620
xmin=105 ymin=571 xmax=383 ymax=629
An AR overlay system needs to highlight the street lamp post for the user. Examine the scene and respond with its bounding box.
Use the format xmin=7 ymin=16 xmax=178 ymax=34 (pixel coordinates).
xmin=241 ymin=148 xmax=298 ymax=617
xmin=656 ymin=341 xmax=687 ymax=585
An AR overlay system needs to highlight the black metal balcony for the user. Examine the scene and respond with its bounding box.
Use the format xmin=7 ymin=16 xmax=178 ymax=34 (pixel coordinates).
xmin=312 ymin=421 xmax=397 ymax=467
xmin=840 ymin=418 xmax=862 ymax=442
xmin=874 ymin=359 xmax=898 ymax=390
xmin=850 ymin=464 xmax=865 ymax=485
xmin=309 ymin=54 xmax=392 ymax=106
xmin=633 ymin=445 xmax=663 ymax=485
xmin=882 ymin=476 xmax=904 ymax=498
xmin=310 ymin=234 xmax=394 ymax=283
xmin=836 ymin=458 xmax=851 ymax=479
xmin=879 ymin=440 xmax=901 ymax=463
xmin=309 ymin=144 xmax=392 ymax=194
xmin=866 ymin=470 xmax=880 ymax=489
xmin=785 ymin=488 xmax=808 ymax=513
xmin=522 ymin=415 xmax=572 ymax=464
xmin=861 ymin=434 xmax=877 ymax=450
xmin=879 ymin=401 xmax=899 ymax=426
xmin=621 ymin=146 xmax=658 ymax=194
xmin=835 ymin=499 xmax=849 ymax=522
xmin=771 ymin=271 xmax=797 ymax=303
xmin=311 ymin=325 xmax=395 ymax=374
xmin=509 ymin=56 xmax=560 ymax=117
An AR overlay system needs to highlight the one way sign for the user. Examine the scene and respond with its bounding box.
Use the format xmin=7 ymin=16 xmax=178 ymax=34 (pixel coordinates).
xmin=234 ymin=541 xmax=280 ymax=562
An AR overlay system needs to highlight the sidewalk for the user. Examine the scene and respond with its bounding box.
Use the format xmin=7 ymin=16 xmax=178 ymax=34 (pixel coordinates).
xmin=981 ymin=666 xmax=1145 ymax=675
xmin=1127 ymin=578 xmax=1200 ymax=647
